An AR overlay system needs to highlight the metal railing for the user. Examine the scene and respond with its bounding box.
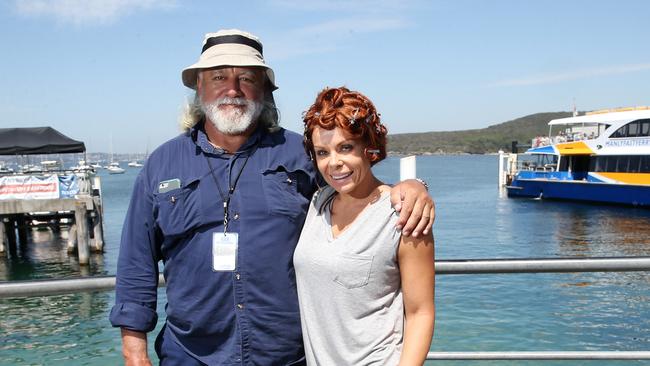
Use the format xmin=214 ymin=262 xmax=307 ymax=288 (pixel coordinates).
xmin=435 ymin=256 xmax=650 ymax=274
xmin=2 ymin=256 xmax=650 ymax=361
xmin=426 ymin=351 xmax=650 ymax=360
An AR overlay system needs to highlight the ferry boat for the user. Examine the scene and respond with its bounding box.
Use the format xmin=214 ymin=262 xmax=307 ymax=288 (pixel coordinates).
xmin=503 ymin=107 xmax=650 ymax=206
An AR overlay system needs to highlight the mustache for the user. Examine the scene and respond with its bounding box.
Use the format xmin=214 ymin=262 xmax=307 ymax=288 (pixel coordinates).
xmin=216 ymin=97 xmax=249 ymax=106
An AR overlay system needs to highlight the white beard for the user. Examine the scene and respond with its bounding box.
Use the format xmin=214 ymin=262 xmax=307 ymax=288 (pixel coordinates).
xmin=201 ymin=97 xmax=263 ymax=135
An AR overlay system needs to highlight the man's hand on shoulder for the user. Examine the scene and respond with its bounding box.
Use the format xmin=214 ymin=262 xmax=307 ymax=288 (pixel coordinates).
xmin=390 ymin=179 xmax=435 ymax=237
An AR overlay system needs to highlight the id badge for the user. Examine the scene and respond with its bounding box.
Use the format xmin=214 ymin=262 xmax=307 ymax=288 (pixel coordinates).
xmin=212 ymin=232 xmax=238 ymax=271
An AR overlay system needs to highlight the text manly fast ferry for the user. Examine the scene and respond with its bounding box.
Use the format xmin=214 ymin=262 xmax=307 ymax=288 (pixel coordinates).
xmin=505 ymin=106 xmax=650 ymax=206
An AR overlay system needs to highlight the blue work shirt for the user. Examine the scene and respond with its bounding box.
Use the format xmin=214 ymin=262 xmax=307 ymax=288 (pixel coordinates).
xmin=110 ymin=123 xmax=316 ymax=365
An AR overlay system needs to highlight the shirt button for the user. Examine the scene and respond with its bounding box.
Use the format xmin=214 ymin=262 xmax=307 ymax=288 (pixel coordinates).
xmin=235 ymin=273 xmax=241 ymax=280
xmin=237 ymin=303 xmax=244 ymax=309
xmin=233 ymin=213 xmax=240 ymax=220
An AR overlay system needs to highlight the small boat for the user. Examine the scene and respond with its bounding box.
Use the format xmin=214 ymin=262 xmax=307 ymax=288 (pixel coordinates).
xmin=503 ymin=106 xmax=650 ymax=206
xmin=107 ymin=162 xmax=125 ymax=174
xmin=0 ymin=165 xmax=14 ymax=175
xmin=21 ymin=164 xmax=42 ymax=173
xmin=127 ymin=161 xmax=143 ymax=168
xmin=70 ymin=160 xmax=93 ymax=171
xmin=41 ymin=160 xmax=62 ymax=172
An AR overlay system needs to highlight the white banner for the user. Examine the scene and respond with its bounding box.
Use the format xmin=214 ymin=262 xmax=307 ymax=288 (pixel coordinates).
xmin=0 ymin=175 xmax=60 ymax=200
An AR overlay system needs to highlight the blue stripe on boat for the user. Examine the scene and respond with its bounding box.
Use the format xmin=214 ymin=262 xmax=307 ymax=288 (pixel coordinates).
xmin=526 ymin=145 xmax=556 ymax=154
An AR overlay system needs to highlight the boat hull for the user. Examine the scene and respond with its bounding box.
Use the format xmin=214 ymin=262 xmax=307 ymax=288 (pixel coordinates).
xmin=507 ymin=178 xmax=650 ymax=206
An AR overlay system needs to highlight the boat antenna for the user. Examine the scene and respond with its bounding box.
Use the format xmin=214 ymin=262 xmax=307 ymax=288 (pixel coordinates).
xmin=572 ymin=97 xmax=577 ymax=117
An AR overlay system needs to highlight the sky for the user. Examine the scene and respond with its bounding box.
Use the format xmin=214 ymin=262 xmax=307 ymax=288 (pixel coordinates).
xmin=0 ymin=0 xmax=649 ymax=154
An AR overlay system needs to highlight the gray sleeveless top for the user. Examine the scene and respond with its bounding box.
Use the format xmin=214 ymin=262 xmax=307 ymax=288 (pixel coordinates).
xmin=294 ymin=186 xmax=403 ymax=365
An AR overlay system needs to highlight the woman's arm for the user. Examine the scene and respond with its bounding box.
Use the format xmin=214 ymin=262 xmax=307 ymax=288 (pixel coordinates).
xmin=398 ymin=232 xmax=435 ymax=366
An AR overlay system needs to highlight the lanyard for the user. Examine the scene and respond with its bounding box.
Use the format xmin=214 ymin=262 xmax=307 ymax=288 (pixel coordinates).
xmin=205 ymin=144 xmax=258 ymax=233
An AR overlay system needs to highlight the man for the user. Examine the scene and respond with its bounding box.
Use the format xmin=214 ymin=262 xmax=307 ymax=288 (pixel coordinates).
xmin=110 ymin=29 xmax=434 ymax=365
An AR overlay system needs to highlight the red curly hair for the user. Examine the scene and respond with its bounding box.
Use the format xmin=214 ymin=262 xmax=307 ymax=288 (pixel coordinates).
xmin=302 ymin=87 xmax=388 ymax=166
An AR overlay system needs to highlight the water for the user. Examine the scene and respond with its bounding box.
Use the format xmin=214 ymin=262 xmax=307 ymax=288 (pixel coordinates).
xmin=1 ymin=156 xmax=650 ymax=365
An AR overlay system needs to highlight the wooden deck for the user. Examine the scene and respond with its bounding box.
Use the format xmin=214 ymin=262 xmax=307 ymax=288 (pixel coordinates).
xmin=0 ymin=195 xmax=104 ymax=265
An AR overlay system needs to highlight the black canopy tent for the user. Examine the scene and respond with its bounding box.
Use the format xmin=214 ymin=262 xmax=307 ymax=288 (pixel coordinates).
xmin=0 ymin=127 xmax=85 ymax=155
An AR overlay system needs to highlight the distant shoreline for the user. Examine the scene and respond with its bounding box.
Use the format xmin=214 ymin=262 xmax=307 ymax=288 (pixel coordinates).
xmin=387 ymin=151 xmax=501 ymax=157
xmin=387 ymin=111 xmax=573 ymax=155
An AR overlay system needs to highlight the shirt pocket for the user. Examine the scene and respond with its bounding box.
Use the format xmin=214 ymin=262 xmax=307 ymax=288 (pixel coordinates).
xmin=334 ymin=253 xmax=374 ymax=289
xmin=154 ymin=177 xmax=202 ymax=237
xmin=261 ymin=164 xmax=310 ymax=221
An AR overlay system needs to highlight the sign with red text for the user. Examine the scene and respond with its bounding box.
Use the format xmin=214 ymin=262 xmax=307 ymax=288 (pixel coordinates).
xmin=0 ymin=175 xmax=60 ymax=200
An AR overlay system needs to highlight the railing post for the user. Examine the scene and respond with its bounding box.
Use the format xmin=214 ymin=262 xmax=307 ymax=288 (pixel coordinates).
xmin=498 ymin=150 xmax=505 ymax=187
xmin=0 ymin=217 xmax=5 ymax=256
xmin=400 ymin=155 xmax=417 ymax=181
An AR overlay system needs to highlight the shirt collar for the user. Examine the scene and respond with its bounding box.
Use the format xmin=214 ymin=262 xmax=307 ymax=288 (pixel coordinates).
xmin=193 ymin=121 xmax=265 ymax=156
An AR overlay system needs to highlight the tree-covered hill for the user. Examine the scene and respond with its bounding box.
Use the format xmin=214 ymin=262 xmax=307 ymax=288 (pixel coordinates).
xmin=387 ymin=111 xmax=574 ymax=154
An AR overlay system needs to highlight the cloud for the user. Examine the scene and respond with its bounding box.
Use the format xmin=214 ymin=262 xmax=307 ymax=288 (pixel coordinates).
xmin=490 ymin=63 xmax=650 ymax=87
xmin=270 ymin=0 xmax=419 ymax=13
xmin=14 ymin=0 xmax=177 ymax=25
xmin=262 ymin=0 xmax=420 ymax=60
xmin=267 ymin=16 xmax=409 ymax=60
xmin=294 ymin=17 xmax=408 ymax=35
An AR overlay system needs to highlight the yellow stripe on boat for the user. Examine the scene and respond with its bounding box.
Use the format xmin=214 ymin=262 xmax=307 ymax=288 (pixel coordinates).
xmin=556 ymin=141 xmax=593 ymax=155
xmin=597 ymin=172 xmax=650 ymax=185
xmin=586 ymin=106 xmax=650 ymax=115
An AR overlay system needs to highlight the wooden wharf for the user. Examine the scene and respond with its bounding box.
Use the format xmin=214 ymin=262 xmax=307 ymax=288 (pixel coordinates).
xmin=0 ymin=127 xmax=106 ymax=265
xmin=0 ymin=192 xmax=104 ymax=265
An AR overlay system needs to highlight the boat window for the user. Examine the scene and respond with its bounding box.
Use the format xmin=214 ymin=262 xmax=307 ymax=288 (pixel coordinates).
xmin=641 ymin=156 xmax=650 ymax=173
xmin=617 ymin=156 xmax=626 ymax=172
xmin=592 ymin=157 xmax=600 ymax=172
xmin=640 ymin=120 xmax=650 ymax=136
xmin=604 ymin=156 xmax=616 ymax=172
xmin=627 ymin=122 xmax=640 ymax=137
xmin=614 ymin=156 xmax=626 ymax=172
xmin=611 ymin=124 xmax=627 ymax=138
xmin=536 ymin=154 xmax=558 ymax=166
xmin=559 ymin=157 xmax=569 ymax=171
xmin=605 ymin=156 xmax=615 ymax=172
xmin=601 ymin=156 xmax=616 ymax=172
xmin=628 ymin=156 xmax=641 ymax=173
xmin=610 ymin=120 xmax=650 ymax=138
xmin=591 ymin=155 xmax=650 ymax=173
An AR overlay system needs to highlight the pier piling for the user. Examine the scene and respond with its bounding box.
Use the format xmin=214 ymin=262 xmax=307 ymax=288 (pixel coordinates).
xmin=16 ymin=216 xmax=28 ymax=246
xmin=67 ymin=224 xmax=77 ymax=253
xmin=0 ymin=127 xmax=106 ymax=267
xmin=91 ymin=198 xmax=104 ymax=252
xmin=74 ymin=202 xmax=90 ymax=265
xmin=0 ymin=195 xmax=102 ymax=264
xmin=4 ymin=219 xmax=17 ymax=256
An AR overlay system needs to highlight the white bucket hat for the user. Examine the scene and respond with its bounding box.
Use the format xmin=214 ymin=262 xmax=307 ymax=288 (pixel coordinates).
xmin=182 ymin=29 xmax=277 ymax=90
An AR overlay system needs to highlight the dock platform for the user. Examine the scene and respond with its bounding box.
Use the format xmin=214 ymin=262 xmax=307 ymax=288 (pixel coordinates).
xmin=0 ymin=194 xmax=104 ymax=265
xmin=0 ymin=126 xmax=105 ymax=265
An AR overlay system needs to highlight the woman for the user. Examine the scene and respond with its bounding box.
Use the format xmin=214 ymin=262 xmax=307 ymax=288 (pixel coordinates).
xmin=294 ymin=87 xmax=435 ymax=365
